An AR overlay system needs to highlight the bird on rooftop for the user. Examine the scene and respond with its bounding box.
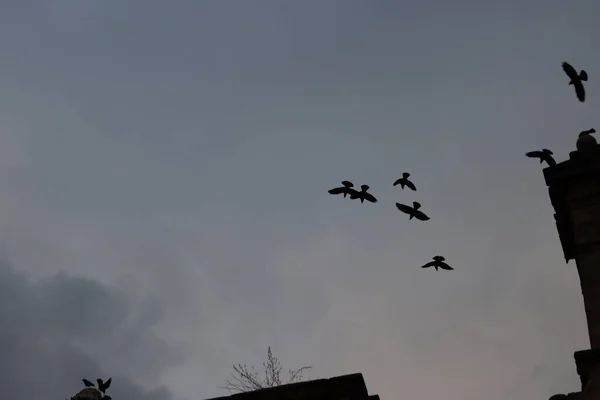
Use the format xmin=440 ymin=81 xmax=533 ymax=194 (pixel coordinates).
xmin=421 ymin=256 xmax=453 ymax=271
xmin=580 ymin=128 xmax=596 ymax=136
xmin=562 ymin=61 xmax=588 ymax=102
xmin=393 ymin=172 xmax=416 ymax=191
xmin=97 ymin=378 xmax=112 ymax=394
xmin=82 ymin=379 xmax=95 ymax=388
xmin=395 ymin=201 xmax=430 ymax=221
xmin=577 ymin=128 xmax=597 ymax=152
xmin=328 ymin=181 xmax=355 ymax=198
xmin=526 ymin=149 xmax=556 ymax=167
xmin=349 ymin=185 xmax=377 ymax=203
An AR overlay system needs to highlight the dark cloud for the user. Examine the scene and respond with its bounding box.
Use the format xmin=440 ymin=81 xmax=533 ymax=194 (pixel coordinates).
xmin=0 ymin=258 xmax=183 ymax=400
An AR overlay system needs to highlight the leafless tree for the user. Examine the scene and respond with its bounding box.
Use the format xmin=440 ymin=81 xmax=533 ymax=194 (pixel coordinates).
xmin=219 ymin=347 xmax=312 ymax=394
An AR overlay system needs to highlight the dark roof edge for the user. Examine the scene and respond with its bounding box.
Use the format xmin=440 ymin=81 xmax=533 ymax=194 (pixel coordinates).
xmin=205 ymin=373 xmax=371 ymax=400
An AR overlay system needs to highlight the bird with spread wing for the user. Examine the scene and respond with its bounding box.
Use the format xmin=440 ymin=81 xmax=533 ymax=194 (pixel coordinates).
xmin=395 ymin=201 xmax=430 ymax=221
xmin=421 ymin=256 xmax=453 ymax=271
xmin=393 ymin=172 xmax=416 ymax=191
xmin=562 ymin=61 xmax=588 ymax=102
xmin=526 ymin=149 xmax=556 ymax=167
xmin=327 ymin=180 xmax=356 ymax=198
xmin=349 ymin=184 xmax=377 ymax=203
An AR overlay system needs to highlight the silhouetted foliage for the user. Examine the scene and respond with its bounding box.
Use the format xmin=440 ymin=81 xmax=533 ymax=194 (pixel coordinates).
xmin=219 ymin=347 xmax=312 ymax=394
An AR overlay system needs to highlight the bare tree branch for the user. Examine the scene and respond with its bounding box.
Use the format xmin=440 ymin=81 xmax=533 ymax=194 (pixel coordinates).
xmin=219 ymin=347 xmax=312 ymax=394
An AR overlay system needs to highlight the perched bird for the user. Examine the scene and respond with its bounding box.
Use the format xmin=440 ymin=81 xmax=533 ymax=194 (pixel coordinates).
xmin=82 ymin=379 xmax=95 ymax=388
xmin=328 ymin=181 xmax=355 ymax=198
xmin=581 ymin=128 xmax=596 ymax=136
xmin=395 ymin=201 xmax=430 ymax=221
xmin=562 ymin=61 xmax=588 ymax=102
xmin=97 ymin=378 xmax=112 ymax=394
xmin=393 ymin=172 xmax=416 ymax=191
xmin=578 ymin=128 xmax=598 ymax=152
xmin=526 ymin=149 xmax=556 ymax=167
xmin=421 ymin=256 xmax=453 ymax=271
xmin=349 ymin=185 xmax=377 ymax=203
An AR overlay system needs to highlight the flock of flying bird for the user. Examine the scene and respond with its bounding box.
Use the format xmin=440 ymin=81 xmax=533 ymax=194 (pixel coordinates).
xmin=328 ymin=61 xmax=594 ymax=273
xmin=327 ymin=174 xmax=453 ymax=272
xmin=526 ymin=61 xmax=594 ymax=167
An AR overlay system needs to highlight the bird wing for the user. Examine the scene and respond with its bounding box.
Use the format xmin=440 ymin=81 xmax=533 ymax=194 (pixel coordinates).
xmin=363 ymin=193 xmax=377 ymax=203
xmin=421 ymin=261 xmax=435 ymax=269
xmin=392 ymin=178 xmax=402 ymax=186
xmin=525 ymin=151 xmax=543 ymax=159
xmin=328 ymin=187 xmax=344 ymax=195
xmin=541 ymin=154 xmax=557 ymax=166
xmin=104 ymin=378 xmax=112 ymax=390
xmin=439 ymin=262 xmax=454 ymax=270
xmin=574 ymin=81 xmax=586 ymax=102
xmin=413 ymin=210 xmax=430 ymax=221
xmin=82 ymin=379 xmax=95 ymax=387
xmin=341 ymin=180 xmax=353 ymax=187
xmin=405 ymin=180 xmax=417 ymax=191
xmin=395 ymin=203 xmax=412 ymax=214
xmin=562 ymin=62 xmax=578 ymax=80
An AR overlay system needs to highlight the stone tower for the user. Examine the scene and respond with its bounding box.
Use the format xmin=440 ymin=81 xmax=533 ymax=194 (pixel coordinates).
xmin=545 ymin=132 xmax=600 ymax=399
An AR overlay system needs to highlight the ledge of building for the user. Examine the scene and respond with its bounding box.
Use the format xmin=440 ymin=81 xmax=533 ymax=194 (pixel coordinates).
xmin=205 ymin=373 xmax=379 ymax=400
xmin=575 ymin=349 xmax=600 ymax=390
xmin=541 ymin=146 xmax=600 ymax=263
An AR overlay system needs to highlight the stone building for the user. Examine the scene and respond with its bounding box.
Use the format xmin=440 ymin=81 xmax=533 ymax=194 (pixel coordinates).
xmin=544 ymin=132 xmax=600 ymax=399
xmin=206 ymin=373 xmax=379 ymax=400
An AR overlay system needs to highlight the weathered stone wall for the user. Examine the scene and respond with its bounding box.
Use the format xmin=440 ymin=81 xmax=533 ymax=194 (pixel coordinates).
xmin=545 ymin=140 xmax=600 ymax=399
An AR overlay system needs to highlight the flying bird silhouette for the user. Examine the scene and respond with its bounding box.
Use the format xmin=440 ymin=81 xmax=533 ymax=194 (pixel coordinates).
xmin=82 ymin=379 xmax=95 ymax=388
xmin=562 ymin=61 xmax=588 ymax=102
xmin=421 ymin=256 xmax=453 ymax=271
xmin=97 ymin=378 xmax=112 ymax=394
xmin=349 ymin=185 xmax=377 ymax=203
xmin=328 ymin=181 xmax=355 ymax=198
xmin=526 ymin=149 xmax=556 ymax=167
xmin=395 ymin=201 xmax=430 ymax=221
xmin=393 ymin=172 xmax=416 ymax=191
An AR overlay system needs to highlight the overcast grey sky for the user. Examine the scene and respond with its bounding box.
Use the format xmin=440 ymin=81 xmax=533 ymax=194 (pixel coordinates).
xmin=0 ymin=1 xmax=598 ymax=399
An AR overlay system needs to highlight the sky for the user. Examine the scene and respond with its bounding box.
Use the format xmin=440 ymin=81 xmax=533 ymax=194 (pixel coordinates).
xmin=0 ymin=1 xmax=598 ymax=399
